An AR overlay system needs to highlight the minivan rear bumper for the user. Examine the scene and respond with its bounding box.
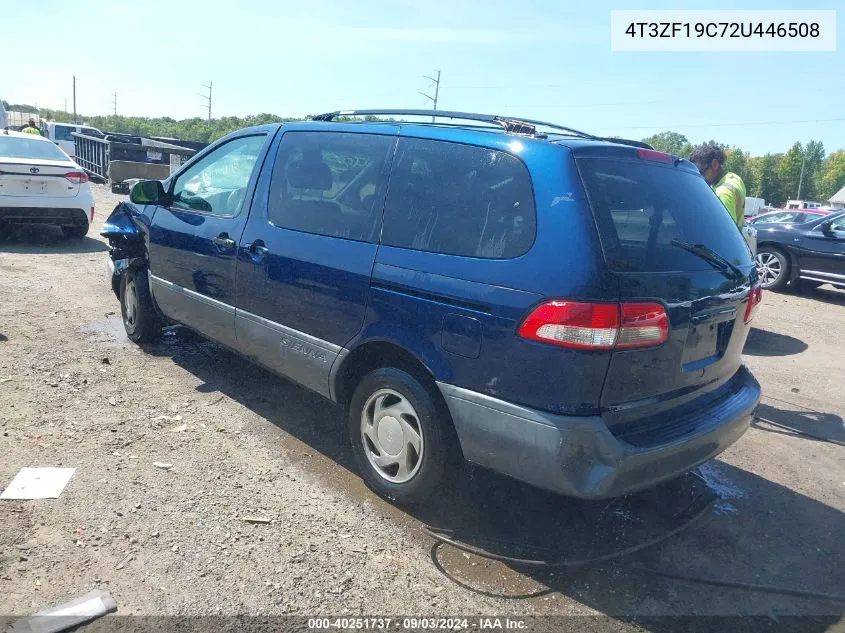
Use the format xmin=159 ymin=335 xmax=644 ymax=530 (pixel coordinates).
xmin=437 ymin=365 xmax=760 ymax=499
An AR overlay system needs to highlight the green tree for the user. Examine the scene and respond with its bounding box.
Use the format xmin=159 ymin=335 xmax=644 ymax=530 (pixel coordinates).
xmin=818 ymin=150 xmax=845 ymax=202
xmin=778 ymin=142 xmax=804 ymax=203
xmin=801 ymin=139 xmax=825 ymax=201
xmin=642 ymin=131 xmax=692 ymax=156
xmin=7 ymin=103 xmax=39 ymax=113
xmin=751 ymin=153 xmax=783 ymax=205
xmin=724 ymin=148 xmax=756 ymax=193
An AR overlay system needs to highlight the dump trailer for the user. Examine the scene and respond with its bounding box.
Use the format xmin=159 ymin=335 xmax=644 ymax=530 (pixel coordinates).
xmin=72 ymin=132 xmax=204 ymax=193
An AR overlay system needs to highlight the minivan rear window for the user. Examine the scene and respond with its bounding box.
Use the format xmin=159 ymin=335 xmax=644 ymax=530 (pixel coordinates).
xmin=577 ymin=158 xmax=753 ymax=273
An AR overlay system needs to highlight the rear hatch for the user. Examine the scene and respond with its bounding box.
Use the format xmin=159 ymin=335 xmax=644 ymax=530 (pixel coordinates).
xmin=573 ymin=146 xmax=759 ymax=436
xmin=0 ymin=157 xmax=81 ymax=198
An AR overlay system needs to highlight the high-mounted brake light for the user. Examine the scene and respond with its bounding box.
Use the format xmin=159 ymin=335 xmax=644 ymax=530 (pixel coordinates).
xmin=64 ymin=171 xmax=89 ymax=184
xmin=518 ymin=301 xmax=669 ymax=350
xmin=636 ymin=148 xmax=673 ymax=163
xmin=744 ymin=285 xmax=763 ymax=323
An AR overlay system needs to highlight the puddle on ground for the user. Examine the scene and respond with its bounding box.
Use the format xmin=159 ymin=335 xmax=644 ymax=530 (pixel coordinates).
xmin=695 ymin=461 xmax=747 ymax=515
xmin=79 ymin=317 xmax=130 ymax=347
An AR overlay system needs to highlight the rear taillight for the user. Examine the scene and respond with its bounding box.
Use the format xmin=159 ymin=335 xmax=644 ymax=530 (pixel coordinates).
xmin=618 ymin=303 xmax=670 ymax=349
xmin=744 ymin=285 xmax=763 ymax=323
xmin=518 ymin=301 xmax=669 ymax=350
xmin=636 ymin=148 xmax=673 ymax=163
xmin=64 ymin=171 xmax=89 ymax=184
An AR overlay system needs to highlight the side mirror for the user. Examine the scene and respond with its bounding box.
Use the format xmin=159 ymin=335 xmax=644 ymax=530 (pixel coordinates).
xmin=129 ymin=180 xmax=167 ymax=205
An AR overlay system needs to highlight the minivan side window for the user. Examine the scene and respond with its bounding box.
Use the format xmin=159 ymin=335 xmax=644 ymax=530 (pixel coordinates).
xmin=267 ymin=131 xmax=395 ymax=242
xmin=170 ymin=135 xmax=265 ymax=216
xmin=381 ymin=138 xmax=536 ymax=259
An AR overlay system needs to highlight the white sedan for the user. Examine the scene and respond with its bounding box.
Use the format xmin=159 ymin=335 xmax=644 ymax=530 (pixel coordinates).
xmin=0 ymin=130 xmax=95 ymax=238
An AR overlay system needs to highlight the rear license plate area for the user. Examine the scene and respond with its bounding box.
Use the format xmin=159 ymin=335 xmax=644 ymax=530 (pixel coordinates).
xmin=684 ymin=323 xmax=718 ymax=363
xmin=22 ymin=179 xmax=48 ymax=194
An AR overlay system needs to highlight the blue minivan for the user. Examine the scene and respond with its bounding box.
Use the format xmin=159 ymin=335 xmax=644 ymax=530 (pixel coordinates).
xmin=103 ymin=110 xmax=762 ymax=505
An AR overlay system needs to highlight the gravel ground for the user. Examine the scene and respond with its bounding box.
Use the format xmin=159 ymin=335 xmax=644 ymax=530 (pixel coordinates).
xmin=0 ymin=185 xmax=843 ymax=631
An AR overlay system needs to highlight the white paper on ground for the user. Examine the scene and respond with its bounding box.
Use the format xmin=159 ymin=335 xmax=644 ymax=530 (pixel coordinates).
xmin=0 ymin=467 xmax=76 ymax=500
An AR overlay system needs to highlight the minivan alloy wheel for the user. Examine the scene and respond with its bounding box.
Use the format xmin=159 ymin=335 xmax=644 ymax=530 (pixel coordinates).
xmin=360 ymin=388 xmax=424 ymax=484
xmin=123 ymin=278 xmax=139 ymax=328
xmin=756 ymin=252 xmax=782 ymax=287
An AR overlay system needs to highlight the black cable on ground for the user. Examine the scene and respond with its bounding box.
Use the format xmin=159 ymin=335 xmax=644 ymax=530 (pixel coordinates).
xmin=624 ymin=565 xmax=845 ymax=606
xmin=422 ymin=496 xmax=845 ymax=605
xmin=754 ymin=417 xmax=845 ymax=447
xmin=422 ymin=494 xmax=714 ymax=569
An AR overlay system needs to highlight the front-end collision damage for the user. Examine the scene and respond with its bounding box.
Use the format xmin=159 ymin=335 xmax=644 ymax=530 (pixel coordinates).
xmin=101 ymin=203 xmax=149 ymax=298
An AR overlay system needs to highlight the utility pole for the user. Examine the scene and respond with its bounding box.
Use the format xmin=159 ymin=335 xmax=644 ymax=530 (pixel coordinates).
xmin=63 ymin=97 xmax=68 ymax=113
xmin=110 ymin=92 xmax=117 ymax=116
xmin=797 ymin=155 xmax=806 ymax=199
xmin=199 ymin=81 xmax=212 ymax=122
xmin=419 ymin=70 xmax=440 ymax=122
xmin=72 ymin=75 xmax=77 ymax=122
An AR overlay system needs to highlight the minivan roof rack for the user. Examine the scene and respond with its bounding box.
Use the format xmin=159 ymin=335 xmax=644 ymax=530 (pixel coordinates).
xmin=311 ymin=109 xmax=599 ymax=140
xmin=595 ymin=137 xmax=655 ymax=150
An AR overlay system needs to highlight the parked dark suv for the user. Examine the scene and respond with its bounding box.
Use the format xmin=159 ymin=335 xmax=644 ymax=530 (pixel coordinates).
xmin=103 ymin=109 xmax=762 ymax=505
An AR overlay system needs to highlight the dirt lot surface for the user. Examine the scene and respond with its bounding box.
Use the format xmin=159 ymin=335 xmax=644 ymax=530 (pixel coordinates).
xmin=1 ymin=185 xmax=843 ymax=631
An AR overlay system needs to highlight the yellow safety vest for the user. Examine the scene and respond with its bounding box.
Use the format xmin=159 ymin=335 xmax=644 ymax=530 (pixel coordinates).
xmin=713 ymin=172 xmax=746 ymax=227
xmin=22 ymin=126 xmax=41 ymax=135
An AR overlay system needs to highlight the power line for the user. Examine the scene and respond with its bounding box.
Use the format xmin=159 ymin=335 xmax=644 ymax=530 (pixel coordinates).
xmin=199 ymin=81 xmax=212 ymax=122
xmin=419 ymin=70 xmax=441 ymax=122
xmin=614 ymin=117 xmax=845 ymax=130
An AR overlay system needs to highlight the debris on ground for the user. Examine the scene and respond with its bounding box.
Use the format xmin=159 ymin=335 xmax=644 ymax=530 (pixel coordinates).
xmin=152 ymin=462 xmax=174 ymax=470
xmin=8 ymin=589 xmax=117 ymax=633
xmin=1 ymin=468 xmax=76 ymax=500
xmin=243 ymin=516 xmax=272 ymax=524
xmin=153 ymin=415 xmax=182 ymax=422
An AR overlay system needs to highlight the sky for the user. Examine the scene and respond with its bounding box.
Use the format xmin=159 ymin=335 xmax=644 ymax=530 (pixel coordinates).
xmin=1 ymin=0 xmax=841 ymax=154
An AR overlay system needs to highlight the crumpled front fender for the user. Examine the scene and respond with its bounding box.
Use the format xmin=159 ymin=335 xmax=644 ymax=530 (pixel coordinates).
xmin=101 ymin=203 xmax=150 ymax=264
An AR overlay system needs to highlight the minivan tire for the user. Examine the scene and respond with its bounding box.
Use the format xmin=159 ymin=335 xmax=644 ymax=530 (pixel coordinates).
xmin=120 ymin=267 xmax=162 ymax=344
xmin=755 ymin=247 xmax=789 ymax=291
xmin=349 ymin=368 xmax=451 ymax=506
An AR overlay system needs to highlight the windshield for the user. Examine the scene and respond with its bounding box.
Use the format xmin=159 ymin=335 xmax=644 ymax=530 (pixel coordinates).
xmin=0 ymin=136 xmax=71 ymax=161
xmin=578 ymin=157 xmax=753 ymax=273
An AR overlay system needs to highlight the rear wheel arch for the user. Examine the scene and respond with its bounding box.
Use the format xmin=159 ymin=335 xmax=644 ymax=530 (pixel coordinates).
xmin=333 ymin=340 xmax=443 ymax=411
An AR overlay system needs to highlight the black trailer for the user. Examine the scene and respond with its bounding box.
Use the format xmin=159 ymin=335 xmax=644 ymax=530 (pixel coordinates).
xmin=72 ymin=132 xmax=203 ymax=193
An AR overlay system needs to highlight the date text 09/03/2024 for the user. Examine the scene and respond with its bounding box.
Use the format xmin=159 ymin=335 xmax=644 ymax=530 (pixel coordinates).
xmin=625 ymin=22 xmax=819 ymax=38
xmin=306 ymin=618 xmax=528 ymax=630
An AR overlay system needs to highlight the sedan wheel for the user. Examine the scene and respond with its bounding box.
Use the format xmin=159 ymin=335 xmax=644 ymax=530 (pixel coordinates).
xmin=755 ymin=249 xmax=788 ymax=290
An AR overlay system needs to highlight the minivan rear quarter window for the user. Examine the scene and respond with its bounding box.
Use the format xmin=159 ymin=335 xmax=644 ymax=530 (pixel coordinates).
xmin=578 ymin=157 xmax=752 ymax=273
xmin=381 ymin=138 xmax=536 ymax=259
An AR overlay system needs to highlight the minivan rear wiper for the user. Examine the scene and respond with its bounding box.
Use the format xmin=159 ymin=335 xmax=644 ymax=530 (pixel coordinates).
xmin=670 ymin=238 xmax=745 ymax=279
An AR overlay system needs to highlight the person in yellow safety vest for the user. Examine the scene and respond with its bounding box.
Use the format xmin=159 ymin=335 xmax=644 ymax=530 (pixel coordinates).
xmin=21 ymin=119 xmax=42 ymax=135
xmin=690 ymin=143 xmax=746 ymax=227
